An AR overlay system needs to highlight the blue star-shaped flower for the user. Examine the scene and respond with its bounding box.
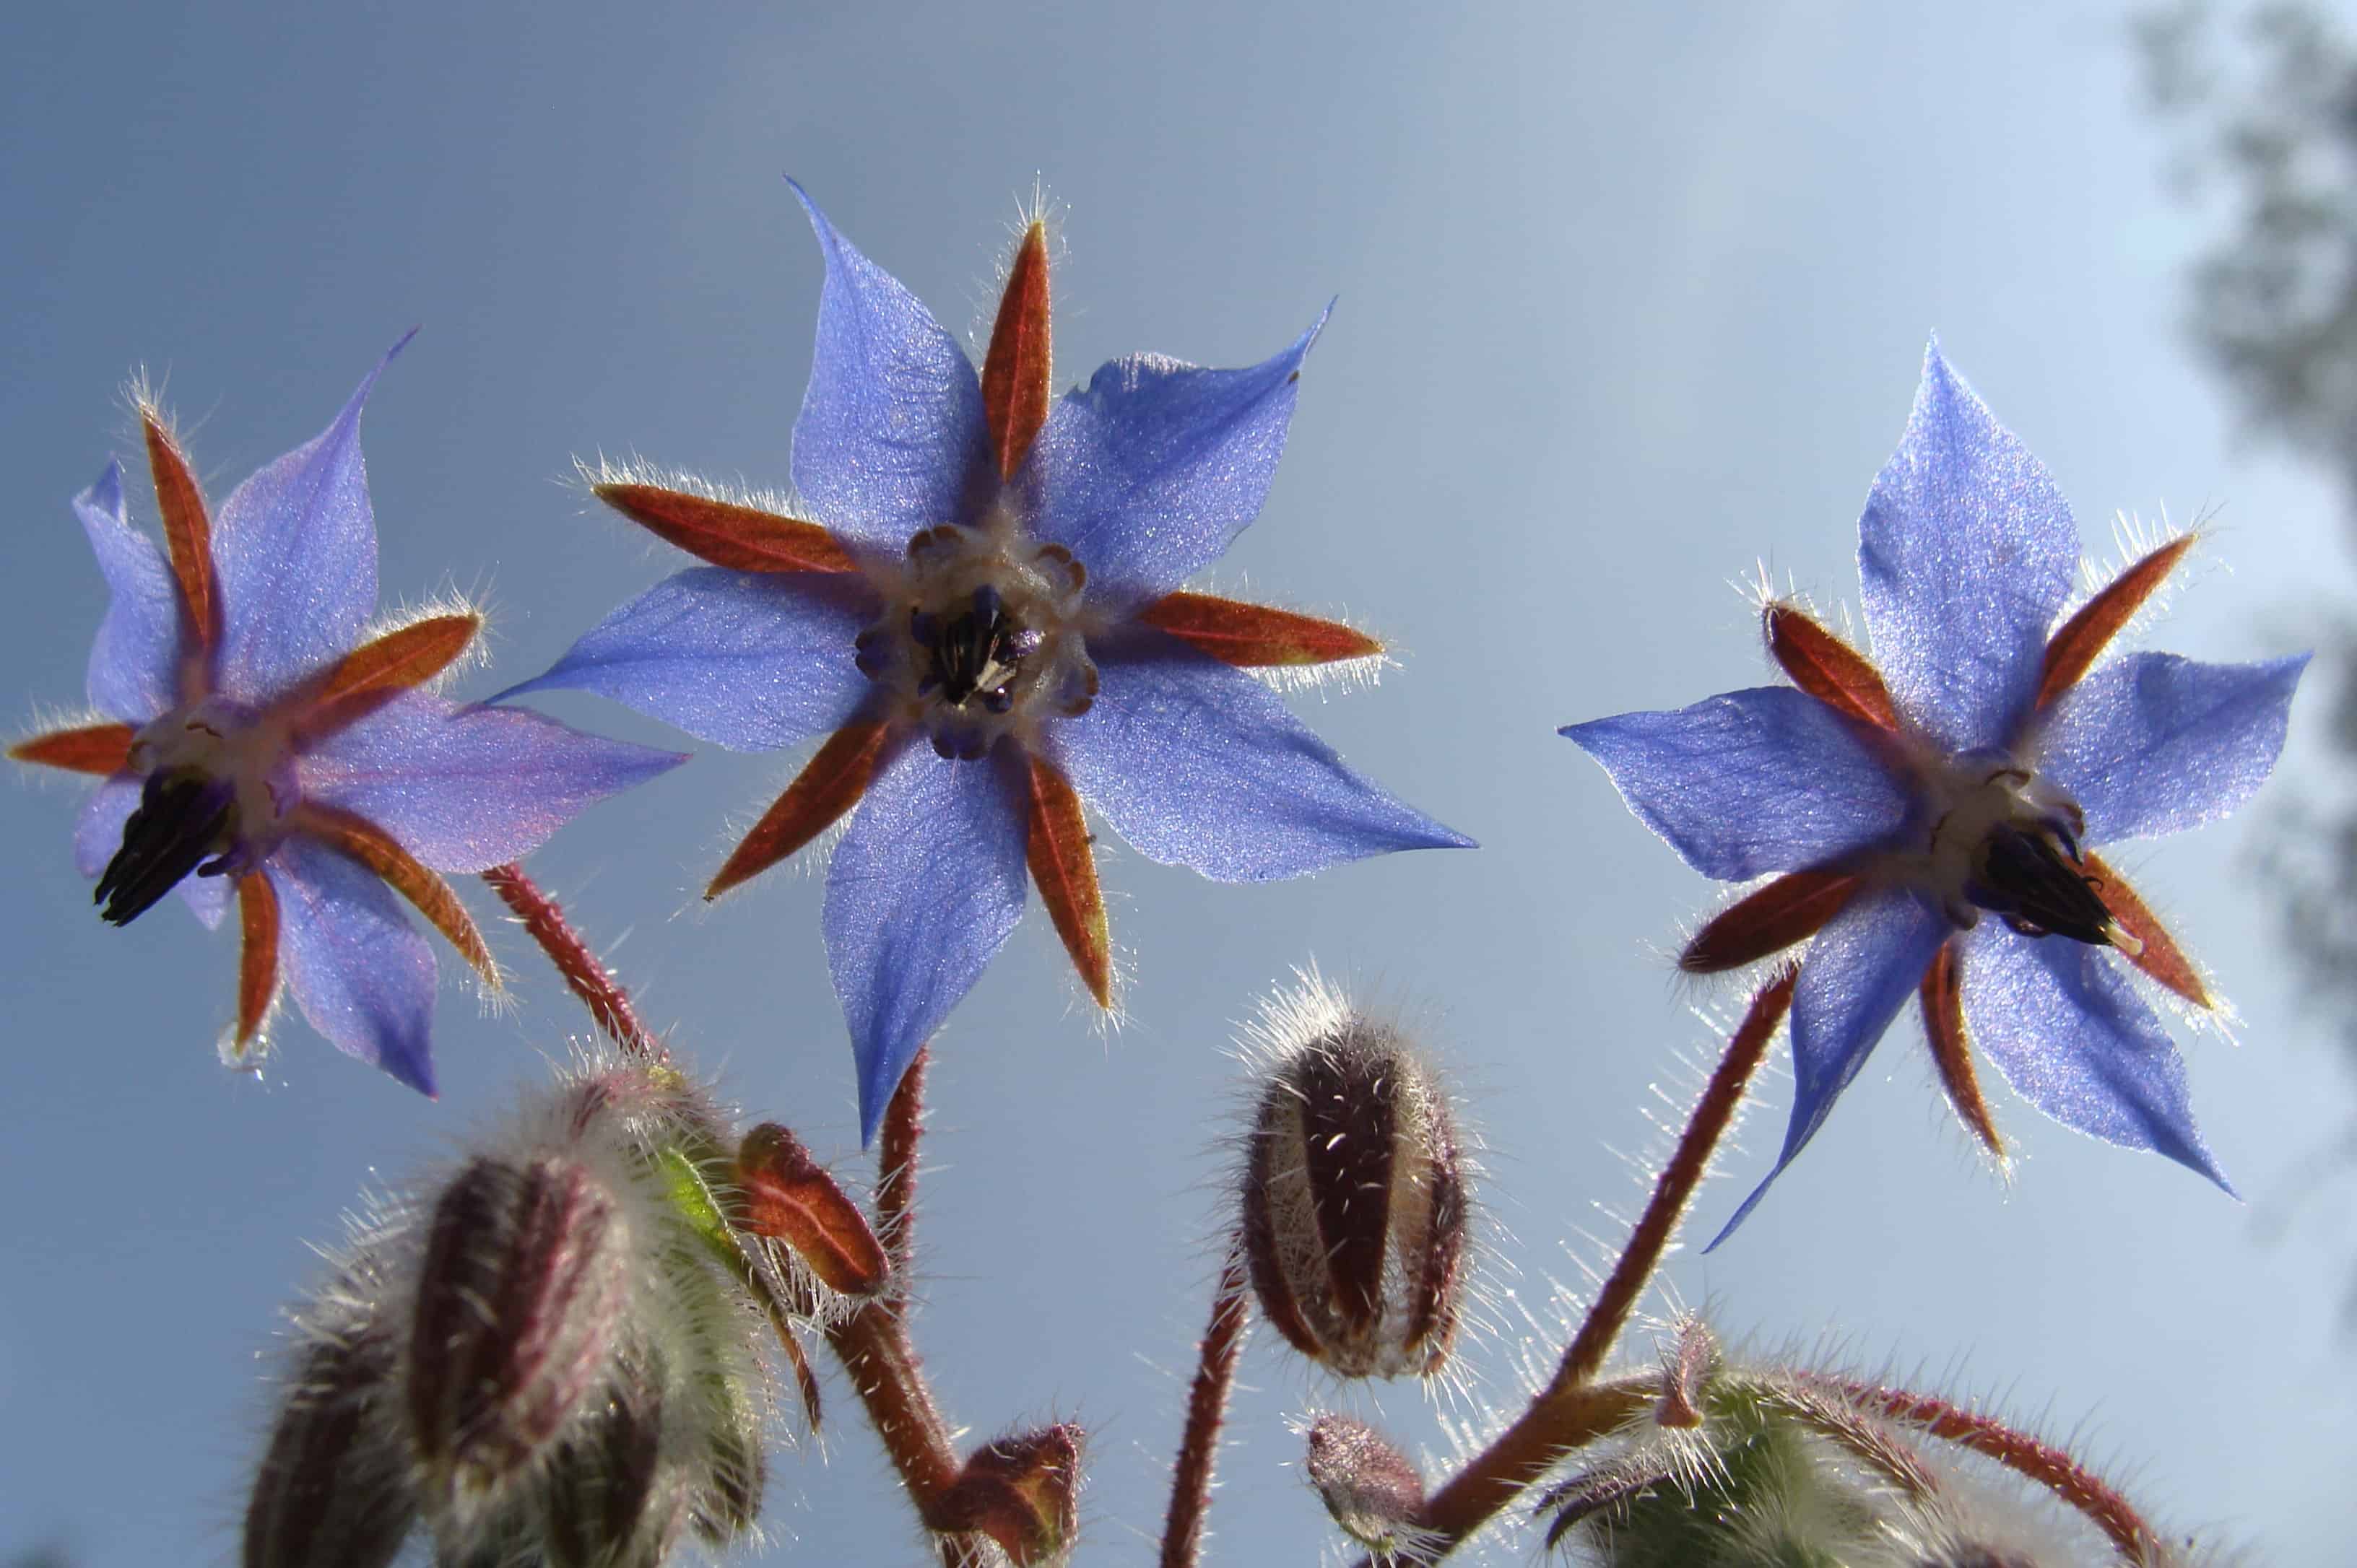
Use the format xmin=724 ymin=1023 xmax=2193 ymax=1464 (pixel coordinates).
xmin=11 ymin=338 xmax=684 ymax=1095
xmin=503 ymin=185 xmax=1472 ymax=1140
xmin=1563 ymin=342 xmax=2306 ymax=1245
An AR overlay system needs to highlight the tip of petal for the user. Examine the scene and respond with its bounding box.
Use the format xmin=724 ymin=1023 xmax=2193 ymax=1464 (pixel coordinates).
xmin=79 ymin=458 xmax=124 ymax=518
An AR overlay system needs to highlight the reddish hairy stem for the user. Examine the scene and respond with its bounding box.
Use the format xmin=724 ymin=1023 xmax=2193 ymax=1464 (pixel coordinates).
xmin=1158 ymin=1248 xmax=1253 ymax=1568
xmin=876 ymin=1045 xmax=929 ymax=1305
xmin=480 ymin=864 xmax=665 ymax=1063
xmin=825 ymin=1301 xmax=988 ymax=1563
xmin=1384 ymin=970 xmax=1796 ymax=1559
xmin=1813 ymin=1375 xmax=2161 ymax=1564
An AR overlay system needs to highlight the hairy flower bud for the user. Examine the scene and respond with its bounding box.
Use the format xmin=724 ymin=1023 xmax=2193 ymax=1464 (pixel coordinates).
xmin=1302 ymin=1412 xmax=1425 ymax=1552
xmin=934 ymin=1423 xmax=1085 ymax=1566
xmin=243 ymin=1309 xmax=412 ymax=1568
xmin=1237 ymin=975 xmax=1468 ymax=1378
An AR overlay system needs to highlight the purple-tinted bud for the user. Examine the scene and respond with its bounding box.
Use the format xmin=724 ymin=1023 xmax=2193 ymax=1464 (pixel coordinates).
xmin=1239 ymin=994 xmax=1468 ymax=1378
xmin=243 ymin=1320 xmax=414 ymax=1568
xmin=1302 ymin=1412 xmax=1425 ymax=1551
xmin=934 ymin=1423 xmax=1085 ymax=1566
xmin=408 ymin=1154 xmax=628 ymax=1515
xmin=540 ymin=1371 xmax=671 ymax=1568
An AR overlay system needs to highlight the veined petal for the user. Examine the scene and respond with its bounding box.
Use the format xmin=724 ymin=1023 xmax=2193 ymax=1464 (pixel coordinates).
xmin=787 ymin=181 xmax=991 ymax=557
xmin=493 ymin=567 xmax=874 ymax=753
xmin=1020 ymin=310 xmax=1327 ymax=614
xmin=1961 ymin=923 xmax=2228 ymax=1189
xmin=2034 ymin=652 xmax=2307 ymax=845
xmin=299 ymin=690 xmax=685 ymax=873
xmin=1708 ymin=889 xmax=1948 ymax=1248
xmin=1056 ymin=631 xmax=1472 ymax=882
xmin=71 ymin=778 xmax=231 ymax=930
xmin=1857 ymin=342 xmax=2078 ymax=753
xmin=212 ymin=336 xmax=412 ymax=701
xmin=823 ymin=739 xmax=1029 ymax=1144
xmin=1563 ymin=687 xmax=1911 ymax=882
xmin=72 ymin=461 xmax=181 ymax=722
xmin=268 ymin=835 xmax=438 ymax=1095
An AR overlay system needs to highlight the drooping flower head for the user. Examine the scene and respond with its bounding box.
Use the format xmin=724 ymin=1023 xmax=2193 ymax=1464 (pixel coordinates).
xmin=11 ymin=339 xmax=683 ymax=1094
xmin=503 ymin=185 xmax=1471 ymax=1140
xmin=1563 ymin=341 xmax=2305 ymax=1245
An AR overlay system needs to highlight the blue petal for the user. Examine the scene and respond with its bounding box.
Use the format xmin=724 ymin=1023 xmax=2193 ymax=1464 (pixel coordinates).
xmin=1020 ymin=310 xmax=1326 ymax=613
xmin=1706 ymin=889 xmax=1948 ymax=1249
xmin=2035 ymin=651 xmax=2308 ymax=845
xmin=1054 ymin=631 xmax=1472 ymax=881
xmin=299 ymin=690 xmax=686 ymax=873
xmin=1562 ymin=688 xmax=1912 ymax=881
xmin=70 ymin=777 xmax=228 ymax=928
xmin=74 ymin=460 xmax=180 ymax=723
xmin=269 ymin=835 xmax=438 ymax=1095
xmin=212 ymin=336 xmax=413 ymax=702
xmin=1857 ymin=341 xmax=2078 ymax=754
xmin=824 ymin=739 xmax=1029 ymax=1144
xmin=787 ymin=181 xmax=991 ymax=558
xmin=494 ymin=568 xmax=876 ymax=752
xmin=1961 ymin=923 xmax=2229 ymax=1190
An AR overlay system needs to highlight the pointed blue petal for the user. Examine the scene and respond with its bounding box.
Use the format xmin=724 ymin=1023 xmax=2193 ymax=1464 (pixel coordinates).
xmin=1563 ymin=688 xmax=1912 ymax=881
xmin=74 ymin=460 xmax=179 ymax=723
xmin=1857 ymin=342 xmax=2078 ymax=753
xmin=1706 ymin=889 xmax=1948 ymax=1249
xmin=493 ymin=568 xmax=875 ymax=753
xmin=1055 ymin=632 xmax=1472 ymax=882
xmin=2035 ymin=651 xmax=2308 ymax=845
xmin=269 ymin=835 xmax=438 ymax=1095
xmin=298 ymin=690 xmax=686 ymax=873
xmin=787 ymin=182 xmax=991 ymax=557
xmin=212 ymin=336 xmax=413 ymax=702
xmin=1961 ymin=923 xmax=2229 ymax=1190
xmin=1021 ymin=310 xmax=1326 ymax=614
xmin=824 ymin=740 xmax=1028 ymax=1144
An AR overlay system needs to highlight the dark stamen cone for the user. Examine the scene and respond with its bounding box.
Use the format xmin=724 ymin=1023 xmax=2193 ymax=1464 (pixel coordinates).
xmin=95 ymin=770 xmax=234 ymax=925
xmin=1303 ymin=1413 xmax=1425 ymax=1552
xmin=935 ymin=1424 xmax=1085 ymax=1567
xmin=244 ymin=1325 xmax=414 ymax=1568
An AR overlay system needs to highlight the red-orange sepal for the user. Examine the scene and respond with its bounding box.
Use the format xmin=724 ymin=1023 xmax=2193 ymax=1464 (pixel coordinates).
xmin=981 ymin=221 xmax=1052 ymax=480
xmin=1138 ymin=591 xmax=1383 ymax=668
xmin=1918 ymin=941 xmax=2002 ymax=1159
xmin=1025 ymin=753 xmax=1111 ymax=1008
xmin=286 ymin=612 xmax=483 ymax=741
xmin=141 ymin=406 xmax=220 ymax=658
xmin=292 ymin=803 xmax=498 ymax=985
xmin=1764 ymin=602 xmax=1897 ymax=731
xmin=737 ymin=1122 xmax=890 ymax=1298
xmin=2085 ymin=851 xmax=2211 ymax=1009
xmin=1680 ymin=867 xmax=1862 ymax=975
xmin=593 ymin=483 xmax=856 ymax=575
xmin=706 ymin=720 xmax=890 ymax=899
xmin=9 ymin=722 xmax=135 ymax=775
xmin=233 ymin=871 xmax=282 ymax=1055
xmin=2036 ymin=535 xmax=2197 ymax=710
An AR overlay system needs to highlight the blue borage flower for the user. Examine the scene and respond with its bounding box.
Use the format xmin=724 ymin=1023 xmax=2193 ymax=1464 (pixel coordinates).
xmin=503 ymin=184 xmax=1472 ymax=1140
xmin=10 ymin=339 xmax=684 ymax=1095
xmin=1563 ymin=341 xmax=2306 ymax=1245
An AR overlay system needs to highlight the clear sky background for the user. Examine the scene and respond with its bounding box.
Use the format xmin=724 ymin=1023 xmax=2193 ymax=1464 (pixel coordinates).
xmin=2 ymin=2 xmax=2351 ymax=1564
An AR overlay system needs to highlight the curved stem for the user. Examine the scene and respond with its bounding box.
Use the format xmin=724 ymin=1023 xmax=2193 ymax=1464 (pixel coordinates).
xmin=1158 ymin=1247 xmax=1254 ymax=1568
xmin=480 ymin=864 xmax=665 ymax=1063
xmin=877 ymin=1044 xmax=929 ymax=1305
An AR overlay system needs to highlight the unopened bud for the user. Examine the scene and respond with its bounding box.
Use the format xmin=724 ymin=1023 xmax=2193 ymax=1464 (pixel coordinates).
xmin=243 ymin=1319 xmax=413 ymax=1568
xmin=539 ymin=1372 xmax=669 ymax=1568
xmin=409 ymin=1154 xmax=628 ymax=1515
xmin=934 ymin=1423 xmax=1085 ymax=1566
xmin=1238 ymin=985 xmax=1467 ymax=1378
xmin=1302 ymin=1413 xmax=1425 ymax=1551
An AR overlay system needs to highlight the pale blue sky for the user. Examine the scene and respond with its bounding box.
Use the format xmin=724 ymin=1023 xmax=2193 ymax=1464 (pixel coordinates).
xmin=2 ymin=2 xmax=2351 ymax=1563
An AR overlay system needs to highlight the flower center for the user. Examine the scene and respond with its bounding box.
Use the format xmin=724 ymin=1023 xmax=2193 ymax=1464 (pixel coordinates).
xmin=1918 ymin=755 xmax=2137 ymax=952
xmin=97 ymin=698 xmax=298 ymax=924
xmin=857 ymin=519 xmax=1099 ymax=760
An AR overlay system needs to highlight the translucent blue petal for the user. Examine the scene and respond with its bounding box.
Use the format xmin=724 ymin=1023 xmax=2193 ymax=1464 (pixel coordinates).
xmin=1020 ymin=310 xmax=1325 ymax=613
xmin=1054 ymin=632 xmax=1473 ymax=882
xmin=787 ymin=181 xmax=991 ymax=557
xmin=1857 ymin=341 xmax=2078 ymax=753
xmin=493 ymin=568 xmax=875 ymax=752
xmin=69 ymin=777 xmax=228 ymax=928
xmin=269 ymin=835 xmax=438 ymax=1096
xmin=1706 ymin=889 xmax=1948 ymax=1249
xmin=2035 ymin=651 xmax=2308 ymax=845
xmin=1961 ymin=923 xmax=2229 ymax=1190
xmin=824 ymin=739 xmax=1029 ymax=1144
xmin=74 ymin=460 xmax=179 ymax=723
xmin=1562 ymin=688 xmax=1913 ymax=881
xmin=299 ymin=690 xmax=686 ymax=873
xmin=212 ymin=336 xmax=412 ymax=702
